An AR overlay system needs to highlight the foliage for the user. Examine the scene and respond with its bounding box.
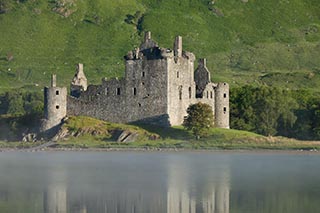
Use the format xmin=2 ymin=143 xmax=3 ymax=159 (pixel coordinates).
xmin=183 ymin=102 xmax=214 ymax=138
xmin=0 ymin=90 xmax=43 ymax=116
xmin=124 ymin=11 xmax=144 ymax=33
xmin=230 ymin=85 xmax=320 ymax=139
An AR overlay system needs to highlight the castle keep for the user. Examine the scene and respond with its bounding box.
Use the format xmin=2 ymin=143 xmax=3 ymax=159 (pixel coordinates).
xmin=42 ymin=32 xmax=229 ymax=131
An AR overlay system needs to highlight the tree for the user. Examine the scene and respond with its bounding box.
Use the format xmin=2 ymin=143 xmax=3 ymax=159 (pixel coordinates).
xmin=231 ymin=85 xmax=298 ymax=137
xmin=183 ymin=102 xmax=214 ymax=139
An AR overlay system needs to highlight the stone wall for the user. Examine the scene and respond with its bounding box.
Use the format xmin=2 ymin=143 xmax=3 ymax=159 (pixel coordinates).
xmin=167 ymin=51 xmax=196 ymax=126
xmin=67 ymin=58 xmax=170 ymax=126
xmin=44 ymin=32 xmax=230 ymax=129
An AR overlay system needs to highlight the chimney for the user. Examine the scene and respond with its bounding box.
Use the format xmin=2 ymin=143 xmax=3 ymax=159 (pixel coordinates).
xmin=199 ymin=58 xmax=207 ymax=67
xmin=77 ymin=63 xmax=83 ymax=73
xmin=144 ymin=31 xmax=151 ymax=42
xmin=174 ymin=36 xmax=182 ymax=57
xmin=51 ymin=74 xmax=56 ymax=87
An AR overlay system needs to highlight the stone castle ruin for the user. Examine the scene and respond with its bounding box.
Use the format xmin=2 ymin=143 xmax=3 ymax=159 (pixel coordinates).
xmin=42 ymin=32 xmax=229 ymax=132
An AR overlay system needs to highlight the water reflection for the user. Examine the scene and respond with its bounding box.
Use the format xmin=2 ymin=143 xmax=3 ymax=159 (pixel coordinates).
xmin=166 ymin=156 xmax=230 ymax=213
xmin=0 ymin=152 xmax=319 ymax=212
xmin=38 ymin=153 xmax=231 ymax=213
xmin=44 ymin=166 xmax=67 ymax=213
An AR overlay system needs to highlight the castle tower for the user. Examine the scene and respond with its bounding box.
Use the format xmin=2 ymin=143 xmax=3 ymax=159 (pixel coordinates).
xmin=70 ymin=63 xmax=87 ymax=98
xmin=194 ymin=58 xmax=211 ymax=98
xmin=42 ymin=74 xmax=67 ymax=132
xmin=215 ymin=83 xmax=230 ymax=128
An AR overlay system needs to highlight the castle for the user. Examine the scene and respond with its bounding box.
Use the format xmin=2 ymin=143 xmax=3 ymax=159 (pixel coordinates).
xmin=42 ymin=32 xmax=229 ymax=132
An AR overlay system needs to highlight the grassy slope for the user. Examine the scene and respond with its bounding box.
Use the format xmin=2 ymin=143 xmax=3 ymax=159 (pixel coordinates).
xmin=0 ymin=0 xmax=319 ymax=92
xmin=0 ymin=116 xmax=319 ymax=150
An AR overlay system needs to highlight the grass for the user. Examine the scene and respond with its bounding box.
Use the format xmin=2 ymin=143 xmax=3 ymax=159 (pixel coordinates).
xmin=0 ymin=0 xmax=319 ymax=93
xmin=38 ymin=117 xmax=319 ymax=151
xmin=0 ymin=116 xmax=319 ymax=150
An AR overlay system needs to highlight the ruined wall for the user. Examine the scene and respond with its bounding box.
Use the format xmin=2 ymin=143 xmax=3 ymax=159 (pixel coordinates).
xmin=67 ymin=58 xmax=170 ymax=126
xmin=70 ymin=63 xmax=87 ymax=97
xmin=194 ymin=59 xmax=211 ymax=98
xmin=214 ymin=83 xmax=230 ymax=128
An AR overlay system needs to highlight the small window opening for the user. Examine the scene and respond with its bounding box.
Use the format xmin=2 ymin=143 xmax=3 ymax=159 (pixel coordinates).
xmin=56 ymin=90 xmax=59 ymax=95
xmin=141 ymin=82 xmax=145 ymax=86
xmin=56 ymin=105 xmax=60 ymax=109
xmin=207 ymin=91 xmax=209 ymax=99
xmin=224 ymin=93 xmax=227 ymax=98
xmin=133 ymin=88 xmax=137 ymax=96
xmin=105 ymin=88 xmax=109 ymax=95
xmin=223 ymin=107 xmax=227 ymax=114
xmin=177 ymin=72 xmax=179 ymax=78
xmin=188 ymin=87 xmax=192 ymax=99
xmin=142 ymin=72 xmax=145 ymax=77
xmin=138 ymin=103 xmax=142 ymax=107
xmin=179 ymin=86 xmax=182 ymax=100
xmin=210 ymin=91 xmax=213 ymax=99
xmin=117 ymin=88 xmax=121 ymax=95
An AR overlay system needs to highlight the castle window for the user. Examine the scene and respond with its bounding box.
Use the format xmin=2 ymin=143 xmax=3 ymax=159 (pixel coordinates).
xmin=177 ymin=72 xmax=179 ymax=78
xmin=56 ymin=105 xmax=60 ymax=109
xmin=223 ymin=107 xmax=227 ymax=114
xmin=133 ymin=88 xmax=137 ymax=96
xmin=207 ymin=91 xmax=209 ymax=99
xmin=224 ymin=93 xmax=227 ymax=98
xmin=179 ymin=86 xmax=182 ymax=100
xmin=117 ymin=88 xmax=121 ymax=95
xmin=138 ymin=103 xmax=142 ymax=107
xmin=56 ymin=90 xmax=59 ymax=95
xmin=105 ymin=88 xmax=109 ymax=95
xmin=188 ymin=87 xmax=192 ymax=99
xmin=210 ymin=91 xmax=213 ymax=99
xmin=142 ymin=72 xmax=145 ymax=77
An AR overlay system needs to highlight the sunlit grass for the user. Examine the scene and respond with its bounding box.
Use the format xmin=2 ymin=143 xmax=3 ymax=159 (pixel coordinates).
xmin=0 ymin=0 xmax=319 ymax=93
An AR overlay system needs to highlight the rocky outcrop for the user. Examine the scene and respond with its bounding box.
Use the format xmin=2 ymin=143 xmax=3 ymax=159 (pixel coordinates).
xmin=49 ymin=116 xmax=160 ymax=142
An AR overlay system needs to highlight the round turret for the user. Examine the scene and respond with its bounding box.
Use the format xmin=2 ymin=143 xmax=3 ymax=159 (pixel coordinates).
xmin=214 ymin=82 xmax=229 ymax=128
xmin=42 ymin=75 xmax=67 ymax=131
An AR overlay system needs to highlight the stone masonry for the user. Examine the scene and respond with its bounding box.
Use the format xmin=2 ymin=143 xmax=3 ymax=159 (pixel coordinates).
xmin=42 ymin=32 xmax=229 ymax=131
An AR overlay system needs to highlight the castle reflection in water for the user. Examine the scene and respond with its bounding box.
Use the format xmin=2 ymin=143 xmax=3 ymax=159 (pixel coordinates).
xmin=43 ymin=156 xmax=230 ymax=213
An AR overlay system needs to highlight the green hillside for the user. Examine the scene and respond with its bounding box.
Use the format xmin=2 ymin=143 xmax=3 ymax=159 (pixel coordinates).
xmin=0 ymin=0 xmax=319 ymax=92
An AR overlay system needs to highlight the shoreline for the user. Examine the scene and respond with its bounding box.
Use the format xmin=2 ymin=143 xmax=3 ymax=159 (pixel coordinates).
xmin=0 ymin=147 xmax=319 ymax=154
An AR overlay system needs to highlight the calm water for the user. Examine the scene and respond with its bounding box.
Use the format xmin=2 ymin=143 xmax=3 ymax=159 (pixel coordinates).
xmin=0 ymin=151 xmax=319 ymax=213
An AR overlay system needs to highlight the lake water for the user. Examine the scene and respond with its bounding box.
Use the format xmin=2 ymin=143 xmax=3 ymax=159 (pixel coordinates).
xmin=0 ymin=151 xmax=319 ymax=213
